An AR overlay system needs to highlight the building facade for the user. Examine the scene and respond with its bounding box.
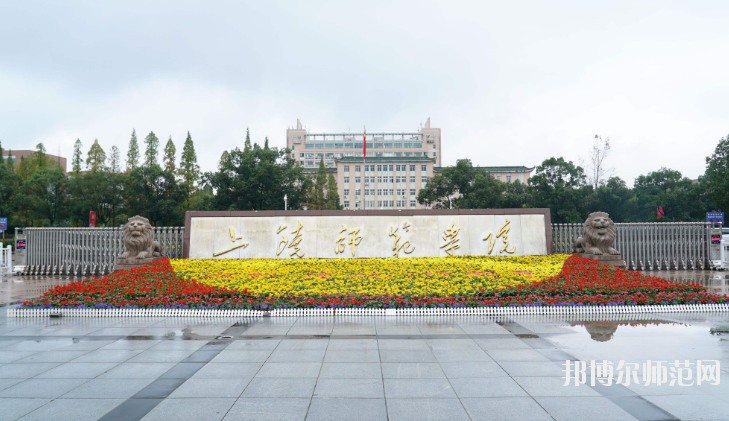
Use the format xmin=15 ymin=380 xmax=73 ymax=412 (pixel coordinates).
xmin=287 ymin=119 xmax=533 ymax=210
xmin=2 ymin=150 xmax=68 ymax=174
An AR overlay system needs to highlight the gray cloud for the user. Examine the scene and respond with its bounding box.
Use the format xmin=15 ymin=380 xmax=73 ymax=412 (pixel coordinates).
xmin=1 ymin=0 xmax=728 ymax=184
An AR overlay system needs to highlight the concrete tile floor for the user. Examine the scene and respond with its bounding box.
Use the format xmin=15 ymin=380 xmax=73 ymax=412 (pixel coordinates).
xmin=0 ymin=309 xmax=727 ymax=420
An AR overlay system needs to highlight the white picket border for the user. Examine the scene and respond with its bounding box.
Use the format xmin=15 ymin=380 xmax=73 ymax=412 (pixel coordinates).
xmin=7 ymin=303 xmax=728 ymax=318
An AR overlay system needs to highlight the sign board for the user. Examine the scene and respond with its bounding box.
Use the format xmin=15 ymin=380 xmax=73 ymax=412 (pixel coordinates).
xmin=0 ymin=217 xmax=7 ymax=232
xmin=711 ymin=234 xmax=722 ymax=244
xmin=14 ymin=234 xmax=27 ymax=266
xmin=707 ymin=212 xmax=724 ymax=224
xmin=16 ymin=239 xmax=26 ymax=250
xmin=89 ymin=211 xmax=97 ymax=228
xmin=187 ymin=210 xmax=552 ymax=259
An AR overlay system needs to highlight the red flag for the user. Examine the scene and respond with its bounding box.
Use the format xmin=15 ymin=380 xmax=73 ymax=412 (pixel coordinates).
xmin=89 ymin=211 xmax=97 ymax=227
xmin=363 ymin=128 xmax=366 ymax=157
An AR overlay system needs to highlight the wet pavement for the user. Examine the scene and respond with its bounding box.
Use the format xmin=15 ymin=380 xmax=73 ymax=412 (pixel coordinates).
xmin=1 ymin=271 xmax=729 ymax=420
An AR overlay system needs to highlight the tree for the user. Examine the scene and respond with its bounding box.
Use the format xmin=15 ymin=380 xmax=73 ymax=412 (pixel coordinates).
xmin=704 ymin=134 xmax=729 ymax=212
xmin=633 ymin=168 xmax=698 ymax=221
xmin=529 ymin=157 xmax=588 ymax=223
xmin=86 ymin=139 xmax=107 ymax=172
xmin=24 ymin=168 xmax=68 ymax=226
xmin=460 ymin=172 xmax=504 ymax=209
xmin=0 ymin=158 xmax=22 ymax=224
xmin=417 ymin=159 xmax=475 ymax=209
xmin=244 ymin=128 xmax=252 ymax=152
xmin=163 ymin=136 xmax=176 ymax=173
xmin=326 ymin=173 xmax=341 ymax=210
xmin=206 ymin=141 xmax=308 ymax=211
xmin=310 ymin=159 xmax=328 ymax=209
xmin=126 ymin=129 xmax=140 ymax=170
xmin=72 ymin=139 xmax=83 ymax=175
xmin=583 ymin=134 xmax=613 ymax=189
xmin=5 ymin=148 xmax=14 ymax=174
xmin=0 ymin=140 xmax=4 ymax=168
xmin=179 ymin=131 xmax=200 ymax=187
xmin=502 ymin=180 xmax=532 ymax=208
xmin=17 ymin=143 xmax=59 ymax=180
xmin=125 ymin=165 xmax=189 ymax=226
xmin=144 ymin=131 xmax=159 ymax=167
xmin=590 ymin=177 xmax=638 ymax=222
xmin=109 ymin=145 xmax=122 ymax=173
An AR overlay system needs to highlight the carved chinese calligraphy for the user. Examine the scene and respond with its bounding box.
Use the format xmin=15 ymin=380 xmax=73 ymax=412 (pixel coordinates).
xmin=389 ymin=221 xmax=415 ymax=257
xmin=213 ymin=227 xmax=249 ymax=257
xmin=335 ymin=224 xmax=363 ymax=257
xmin=277 ymin=221 xmax=305 ymax=258
xmin=440 ymin=220 xmax=461 ymax=256
xmin=482 ymin=219 xmax=516 ymax=254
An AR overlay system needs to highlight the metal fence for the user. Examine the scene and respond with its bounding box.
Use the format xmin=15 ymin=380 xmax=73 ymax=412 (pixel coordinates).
xmin=20 ymin=227 xmax=183 ymax=277
xmin=553 ymin=222 xmax=713 ymax=270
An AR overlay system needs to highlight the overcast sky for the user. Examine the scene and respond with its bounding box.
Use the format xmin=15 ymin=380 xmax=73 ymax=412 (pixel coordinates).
xmin=1 ymin=0 xmax=727 ymax=184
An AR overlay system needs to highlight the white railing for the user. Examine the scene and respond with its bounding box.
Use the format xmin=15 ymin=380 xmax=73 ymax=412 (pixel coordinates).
xmin=1 ymin=245 xmax=11 ymax=275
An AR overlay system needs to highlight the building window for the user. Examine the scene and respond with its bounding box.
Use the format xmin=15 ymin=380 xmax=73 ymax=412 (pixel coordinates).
xmin=410 ymin=176 xmax=415 ymax=183
xmin=377 ymin=176 xmax=382 ymax=183
xmin=507 ymin=175 xmax=511 ymax=182
xmin=306 ymin=161 xmax=314 ymax=166
xmin=377 ymin=200 xmax=382 ymax=208
xmin=344 ymin=201 xmax=349 ymax=209
xmin=370 ymin=189 xmax=375 ymax=196
xmin=377 ymin=165 xmax=382 ymax=171
xmin=496 ymin=175 xmax=501 ymax=181
xmin=421 ymin=164 xmax=426 ymax=172
xmin=410 ymin=200 xmax=416 ymax=208
xmin=388 ymin=165 xmax=394 ymax=171
xmin=300 ymin=153 xmax=304 ymax=158
xmin=389 ymin=189 xmax=394 ymax=196
xmin=355 ymin=177 xmax=361 ymax=183
xmin=410 ymin=189 xmax=415 ymax=196
xmin=365 ymin=190 xmax=370 ymax=196
xmin=409 ymin=165 xmax=415 ymax=171
xmin=355 ymin=201 xmax=360 ymax=209
xmin=421 ymin=176 xmax=427 ymax=183
xmin=344 ymin=177 xmax=349 ymax=183
xmin=344 ymin=165 xmax=349 ymax=172
xmin=389 ymin=177 xmax=394 ymax=183
xmin=344 ymin=189 xmax=349 ymax=196
xmin=377 ymin=189 xmax=382 ymax=195
xmin=355 ymin=165 xmax=361 ymax=172
xmin=389 ymin=200 xmax=394 ymax=207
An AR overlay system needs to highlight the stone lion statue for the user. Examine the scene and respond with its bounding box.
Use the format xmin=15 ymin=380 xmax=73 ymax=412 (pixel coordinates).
xmin=573 ymin=211 xmax=620 ymax=255
xmin=120 ymin=215 xmax=162 ymax=259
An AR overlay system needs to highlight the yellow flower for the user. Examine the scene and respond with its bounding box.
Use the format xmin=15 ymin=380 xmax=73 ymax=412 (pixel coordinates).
xmin=171 ymin=255 xmax=570 ymax=297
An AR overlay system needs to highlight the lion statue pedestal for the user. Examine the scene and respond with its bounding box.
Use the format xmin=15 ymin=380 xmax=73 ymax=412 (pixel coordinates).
xmin=573 ymin=212 xmax=626 ymax=268
xmin=112 ymin=215 xmax=164 ymax=272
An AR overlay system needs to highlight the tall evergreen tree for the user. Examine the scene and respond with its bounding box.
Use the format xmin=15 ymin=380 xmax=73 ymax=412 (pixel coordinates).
xmin=86 ymin=139 xmax=107 ymax=172
xmin=72 ymin=139 xmax=83 ymax=175
xmin=0 ymin=140 xmax=4 ymax=168
xmin=163 ymin=136 xmax=176 ymax=173
xmin=244 ymin=128 xmax=252 ymax=152
xmin=5 ymin=148 xmax=14 ymax=174
xmin=312 ymin=158 xmax=327 ymax=209
xmin=264 ymin=137 xmax=269 ymax=150
xmin=144 ymin=131 xmax=160 ymax=167
xmin=35 ymin=143 xmax=48 ymax=169
xmin=179 ymin=132 xmax=200 ymax=187
xmin=126 ymin=129 xmax=140 ymax=170
xmin=109 ymin=145 xmax=121 ymax=173
xmin=326 ymin=173 xmax=341 ymax=210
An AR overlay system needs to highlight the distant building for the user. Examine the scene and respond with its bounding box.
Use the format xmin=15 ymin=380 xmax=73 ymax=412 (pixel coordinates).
xmin=2 ymin=149 xmax=68 ymax=174
xmin=287 ymin=119 xmax=533 ymax=210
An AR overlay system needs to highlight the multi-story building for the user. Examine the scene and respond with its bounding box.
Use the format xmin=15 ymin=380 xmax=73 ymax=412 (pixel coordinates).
xmin=286 ymin=119 xmax=533 ymax=210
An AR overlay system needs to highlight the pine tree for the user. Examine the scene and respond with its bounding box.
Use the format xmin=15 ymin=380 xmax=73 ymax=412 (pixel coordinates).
xmin=72 ymin=139 xmax=83 ymax=175
xmin=163 ymin=136 xmax=176 ymax=173
xmin=313 ymin=158 xmax=327 ymax=209
xmin=0 ymin=140 xmax=4 ymax=167
xmin=244 ymin=128 xmax=252 ymax=152
xmin=219 ymin=150 xmax=231 ymax=170
xmin=179 ymin=131 xmax=200 ymax=187
xmin=126 ymin=129 xmax=140 ymax=171
xmin=35 ymin=143 xmax=48 ymax=169
xmin=264 ymin=137 xmax=269 ymax=150
xmin=144 ymin=131 xmax=159 ymax=167
xmin=109 ymin=145 xmax=121 ymax=173
xmin=86 ymin=139 xmax=107 ymax=172
xmin=326 ymin=173 xmax=341 ymax=210
xmin=5 ymin=148 xmax=14 ymax=173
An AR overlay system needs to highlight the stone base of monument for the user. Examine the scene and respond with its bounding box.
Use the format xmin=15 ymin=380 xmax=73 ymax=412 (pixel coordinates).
xmin=113 ymin=257 xmax=164 ymax=272
xmin=575 ymin=253 xmax=626 ymax=267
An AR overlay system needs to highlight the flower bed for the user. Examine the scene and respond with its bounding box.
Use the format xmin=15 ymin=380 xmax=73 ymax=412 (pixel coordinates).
xmin=17 ymin=255 xmax=728 ymax=310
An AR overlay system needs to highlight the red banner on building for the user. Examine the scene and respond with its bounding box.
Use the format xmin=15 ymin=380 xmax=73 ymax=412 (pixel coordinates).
xmin=656 ymin=206 xmax=665 ymax=219
xmin=89 ymin=211 xmax=97 ymax=227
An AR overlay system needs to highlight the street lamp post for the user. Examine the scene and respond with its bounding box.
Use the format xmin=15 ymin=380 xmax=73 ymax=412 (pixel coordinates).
xmin=448 ymin=196 xmax=452 ymax=209
xmin=284 ymin=194 xmax=288 ymax=211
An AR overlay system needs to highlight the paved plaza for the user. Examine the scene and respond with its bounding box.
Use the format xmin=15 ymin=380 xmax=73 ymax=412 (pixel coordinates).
xmin=0 ymin=305 xmax=728 ymax=421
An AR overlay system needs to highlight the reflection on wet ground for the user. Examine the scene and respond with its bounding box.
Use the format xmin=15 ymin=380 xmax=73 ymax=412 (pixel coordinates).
xmin=646 ymin=270 xmax=729 ymax=296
